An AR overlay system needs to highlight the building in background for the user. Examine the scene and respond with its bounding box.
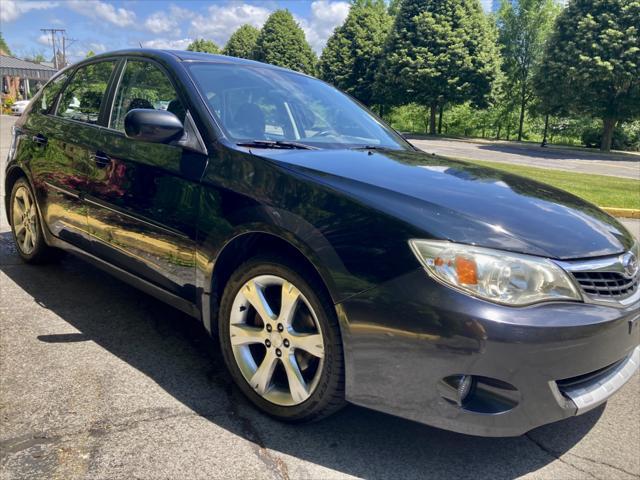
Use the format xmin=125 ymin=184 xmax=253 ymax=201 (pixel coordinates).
xmin=1 ymin=54 xmax=56 ymax=102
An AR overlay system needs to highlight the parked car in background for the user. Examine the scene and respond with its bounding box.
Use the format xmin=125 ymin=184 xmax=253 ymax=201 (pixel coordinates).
xmin=10 ymin=99 xmax=30 ymax=115
xmin=5 ymin=50 xmax=639 ymax=437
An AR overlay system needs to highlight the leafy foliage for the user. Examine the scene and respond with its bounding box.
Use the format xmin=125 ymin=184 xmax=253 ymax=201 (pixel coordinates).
xmin=497 ymin=0 xmax=559 ymax=141
xmin=0 ymin=32 xmax=11 ymax=56
xmin=223 ymin=24 xmax=261 ymax=60
xmin=319 ymin=0 xmax=392 ymax=106
xmin=534 ymin=0 xmax=640 ymax=151
xmin=187 ymin=39 xmax=221 ymax=54
xmin=376 ymin=0 xmax=500 ymax=133
xmin=254 ymin=10 xmax=317 ymax=75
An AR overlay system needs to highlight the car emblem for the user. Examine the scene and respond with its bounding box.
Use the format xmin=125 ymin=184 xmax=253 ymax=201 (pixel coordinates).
xmin=621 ymin=252 xmax=638 ymax=279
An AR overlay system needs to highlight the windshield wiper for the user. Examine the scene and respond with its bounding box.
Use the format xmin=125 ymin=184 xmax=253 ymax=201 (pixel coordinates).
xmin=350 ymin=145 xmax=392 ymax=151
xmin=236 ymin=140 xmax=317 ymax=150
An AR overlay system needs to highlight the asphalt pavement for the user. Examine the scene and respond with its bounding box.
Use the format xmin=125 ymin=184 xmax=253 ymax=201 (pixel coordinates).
xmin=410 ymin=136 xmax=640 ymax=179
xmin=1 ymin=115 xmax=639 ymax=479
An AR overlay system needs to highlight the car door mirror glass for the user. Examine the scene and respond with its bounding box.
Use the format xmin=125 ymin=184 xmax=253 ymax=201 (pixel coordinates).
xmin=124 ymin=109 xmax=184 ymax=143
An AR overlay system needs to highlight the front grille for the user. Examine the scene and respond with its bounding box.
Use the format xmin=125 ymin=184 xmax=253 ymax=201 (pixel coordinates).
xmin=572 ymin=271 xmax=638 ymax=299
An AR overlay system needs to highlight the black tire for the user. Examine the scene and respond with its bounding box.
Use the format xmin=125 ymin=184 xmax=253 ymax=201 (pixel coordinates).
xmin=9 ymin=177 xmax=58 ymax=264
xmin=218 ymin=255 xmax=345 ymax=422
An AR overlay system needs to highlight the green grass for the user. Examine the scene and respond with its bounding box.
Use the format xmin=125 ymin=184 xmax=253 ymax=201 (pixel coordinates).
xmin=464 ymin=160 xmax=640 ymax=210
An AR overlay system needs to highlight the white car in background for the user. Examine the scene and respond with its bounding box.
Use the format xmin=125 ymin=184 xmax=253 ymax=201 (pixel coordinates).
xmin=11 ymin=100 xmax=30 ymax=115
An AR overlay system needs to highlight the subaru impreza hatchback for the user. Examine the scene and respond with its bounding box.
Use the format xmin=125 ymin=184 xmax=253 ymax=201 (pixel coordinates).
xmin=6 ymin=50 xmax=639 ymax=436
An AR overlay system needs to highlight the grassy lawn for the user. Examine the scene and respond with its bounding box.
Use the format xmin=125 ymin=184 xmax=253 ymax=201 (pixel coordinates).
xmin=464 ymin=160 xmax=640 ymax=210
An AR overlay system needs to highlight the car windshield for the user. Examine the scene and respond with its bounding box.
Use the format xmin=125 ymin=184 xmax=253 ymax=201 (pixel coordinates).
xmin=188 ymin=63 xmax=410 ymax=150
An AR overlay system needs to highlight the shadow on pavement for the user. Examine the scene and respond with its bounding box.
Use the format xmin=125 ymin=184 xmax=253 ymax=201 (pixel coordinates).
xmin=0 ymin=231 xmax=604 ymax=479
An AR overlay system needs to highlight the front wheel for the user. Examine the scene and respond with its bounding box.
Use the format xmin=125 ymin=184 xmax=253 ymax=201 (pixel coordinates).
xmin=218 ymin=256 xmax=345 ymax=422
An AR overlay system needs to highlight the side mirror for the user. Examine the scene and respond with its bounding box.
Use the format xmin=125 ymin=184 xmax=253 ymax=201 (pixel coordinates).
xmin=124 ymin=109 xmax=184 ymax=143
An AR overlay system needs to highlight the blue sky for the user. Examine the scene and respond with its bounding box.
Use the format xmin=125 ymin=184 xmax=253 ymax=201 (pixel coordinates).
xmin=2 ymin=1 xmax=496 ymax=61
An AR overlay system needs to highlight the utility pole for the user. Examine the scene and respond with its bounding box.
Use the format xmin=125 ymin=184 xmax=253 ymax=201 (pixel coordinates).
xmin=61 ymin=36 xmax=76 ymax=67
xmin=40 ymin=28 xmax=65 ymax=69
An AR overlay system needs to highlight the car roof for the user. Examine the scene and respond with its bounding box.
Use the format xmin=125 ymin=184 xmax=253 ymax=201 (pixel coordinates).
xmin=75 ymin=48 xmax=296 ymax=73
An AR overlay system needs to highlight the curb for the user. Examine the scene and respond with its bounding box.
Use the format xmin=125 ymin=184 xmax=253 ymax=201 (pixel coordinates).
xmin=602 ymin=207 xmax=640 ymax=219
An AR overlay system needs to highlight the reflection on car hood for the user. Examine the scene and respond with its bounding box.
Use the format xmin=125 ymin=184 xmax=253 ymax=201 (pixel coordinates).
xmin=256 ymin=148 xmax=633 ymax=259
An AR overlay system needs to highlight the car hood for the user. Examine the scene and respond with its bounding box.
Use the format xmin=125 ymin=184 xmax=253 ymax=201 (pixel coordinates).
xmin=254 ymin=148 xmax=633 ymax=259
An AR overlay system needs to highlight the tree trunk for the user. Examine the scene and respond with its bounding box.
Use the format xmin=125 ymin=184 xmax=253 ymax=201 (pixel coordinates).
xmin=517 ymin=84 xmax=527 ymax=142
xmin=541 ymin=114 xmax=549 ymax=147
xmin=429 ymin=102 xmax=437 ymax=135
xmin=437 ymin=103 xmax=444 ymax=134
xmin=601 ymin=117 xmax=615 ymax=152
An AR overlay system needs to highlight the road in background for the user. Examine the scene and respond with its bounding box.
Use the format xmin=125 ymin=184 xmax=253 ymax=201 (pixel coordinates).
xmin=410 ymin=136 xmax=640 ymax=179
xmin=1 ymin=114 xmax=639 ymax=479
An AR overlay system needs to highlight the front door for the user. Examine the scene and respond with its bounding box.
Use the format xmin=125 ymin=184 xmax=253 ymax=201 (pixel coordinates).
xmin=84 ymin=59 xmax=201 ymax=300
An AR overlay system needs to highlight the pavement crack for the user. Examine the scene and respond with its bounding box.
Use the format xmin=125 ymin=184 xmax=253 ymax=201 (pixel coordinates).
xmin=1 ymin=408 xmax=229 ymax=458
xmin=565 ymin=451 xmax=639 ymax=478
xmin=524 ymin=433 xmax=600 ymax=480
xmin=223 ymin=382 xmax=290 ymax=480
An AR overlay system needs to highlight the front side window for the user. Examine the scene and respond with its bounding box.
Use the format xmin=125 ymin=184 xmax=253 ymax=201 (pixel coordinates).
xmin=56 ymin=61 xmax=116 ymax=124
xmin=110 ymin=60 xmax=185 ymax=132
xmin=188 ymin=63 xmax=409 ymax=150
xmin=38 ymin=73 xmax=68 ymax=114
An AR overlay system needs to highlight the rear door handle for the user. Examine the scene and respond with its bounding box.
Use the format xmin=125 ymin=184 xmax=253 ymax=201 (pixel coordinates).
xmin=32 ymin=134 xmax=47 ymax=146
xmin=91 ymin=151 xmax=111 ymax=168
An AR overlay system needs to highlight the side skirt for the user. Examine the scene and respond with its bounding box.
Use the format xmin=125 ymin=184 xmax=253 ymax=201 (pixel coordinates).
xmin=44 ymin=230 xmax=201 ymax=319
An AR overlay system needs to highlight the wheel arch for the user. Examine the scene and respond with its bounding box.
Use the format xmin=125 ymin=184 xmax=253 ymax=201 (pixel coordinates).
xmin=4 ymin=165 xmax=29 ymax=221
xmin=205 ymin=230 xmax=339 ymax=336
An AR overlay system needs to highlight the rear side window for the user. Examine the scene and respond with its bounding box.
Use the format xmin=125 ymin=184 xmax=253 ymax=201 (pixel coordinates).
xmin=37 ymin=74 xmax=68 ymax=114
xmin=110 ymin=60 xmax=185 ymax=132
xmin=56 ymin=61 xmax=116 ymax=125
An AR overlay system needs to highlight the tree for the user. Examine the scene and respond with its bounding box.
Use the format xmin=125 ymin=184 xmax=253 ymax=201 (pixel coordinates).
xmin=223 ymin=24 xmax=260 ymax=59
xmin=535 ymin=0 xmax=640 ymax=151
xmin=0 ymin=32 xmax=11 ymax=56
xmin=319 ymin=0 xmax=392 ymax=107
xmin=254 ymin=10 xmax=317 ymax=75
xmin=24 ymin=52 xmax=46 ymax=63
xmin=497 ymin=0 xmax=559 ymax=141
xmin=187 ymin=39 xmax=220 ymax=54
xmin=377 ymin=0 xmax=500 ymax=134
xmin=85 ymin=50 xmax=95 ymax=58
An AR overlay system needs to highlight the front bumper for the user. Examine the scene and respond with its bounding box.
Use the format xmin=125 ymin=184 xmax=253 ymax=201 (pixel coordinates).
xmin=338 ymin=269 xmax=640 ymax=437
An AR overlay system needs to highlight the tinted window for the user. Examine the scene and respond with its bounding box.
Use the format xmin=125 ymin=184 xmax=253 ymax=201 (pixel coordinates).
xmin=188 ymin=63 xmax=408 ymax=150
xmin=56 ymin=61 xmax=116 ymax=124
xmin=110 ymin=60 xmax=185 ymax=132
xmin=37 ymin=73 xmax=68 ymax=114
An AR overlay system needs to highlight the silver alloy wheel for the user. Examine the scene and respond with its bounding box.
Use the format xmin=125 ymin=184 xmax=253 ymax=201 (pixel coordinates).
xmin=12 ymin=185 xmax=38 ymax=255
xmin=229 ymin=275 xmax=325 ymax=406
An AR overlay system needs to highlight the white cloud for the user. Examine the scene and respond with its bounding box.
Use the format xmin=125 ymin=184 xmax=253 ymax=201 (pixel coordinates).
xmin=67 ymin=0 xmax=136 ymax=27
xmin=0 ymin=1 xmax=58 ymax=23
xmin=144 ymin=5 xmax=193 ymax=35
xmin=89 ymin=42 xmax=107 ymax=53
xmin=37 ymin=34 xmax=52 ymax=47
xmin=297 ymin=1 xmax=350 ymax=53
xmin=141 ymin=38 xmax=193 ymax=50
xmin=190 ymin=3 xmax=271 ymax=45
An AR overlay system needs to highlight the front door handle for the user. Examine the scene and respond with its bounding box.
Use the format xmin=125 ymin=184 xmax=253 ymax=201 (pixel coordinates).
xmin=91 ymin=151 xmax=111 ymax=168
xmin=32 ymin=134 xmax=47 ymax=146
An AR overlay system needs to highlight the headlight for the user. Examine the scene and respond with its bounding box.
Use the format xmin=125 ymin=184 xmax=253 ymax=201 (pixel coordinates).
xmin=409 ymin=240 xmax=582 ymax=306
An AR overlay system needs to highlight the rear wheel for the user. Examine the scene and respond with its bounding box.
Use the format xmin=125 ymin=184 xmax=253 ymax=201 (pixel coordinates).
xmin=219 ymin=256 xmax=345 ymax=422
xmin=9 ymin=178 xmax=56 ymax=263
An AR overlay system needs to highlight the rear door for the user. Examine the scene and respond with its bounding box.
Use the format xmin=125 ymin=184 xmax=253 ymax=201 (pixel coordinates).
xmin=84 ymin=58 xmax=202 ymax=300
xmin=26 ymin=60 xmax=117 ymax=248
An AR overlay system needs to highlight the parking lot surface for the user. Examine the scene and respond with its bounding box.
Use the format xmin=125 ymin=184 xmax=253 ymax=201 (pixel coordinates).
xmin=1 ymin=115 xmax=639 ymax=479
